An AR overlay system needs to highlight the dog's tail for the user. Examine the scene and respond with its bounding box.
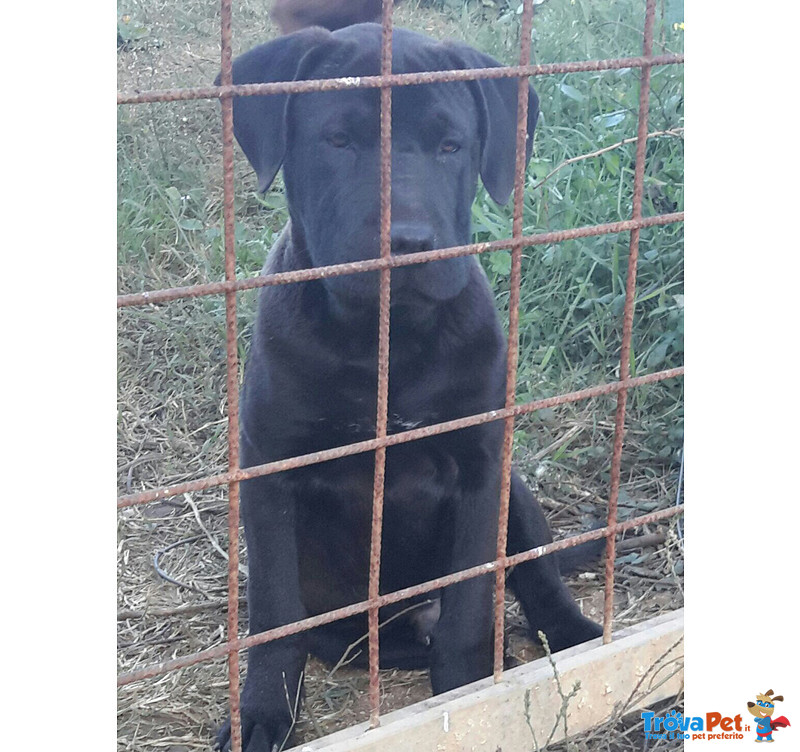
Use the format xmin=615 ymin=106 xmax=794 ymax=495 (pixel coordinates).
xmin=555 ymin=529 xmax=606 ymax=576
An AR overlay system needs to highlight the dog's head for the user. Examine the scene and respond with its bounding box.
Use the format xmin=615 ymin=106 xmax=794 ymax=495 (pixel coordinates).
xmin=747 ymin=690 xmax=784 ymax=719
xmin=220 ymin=24 xmax=538 ymax=305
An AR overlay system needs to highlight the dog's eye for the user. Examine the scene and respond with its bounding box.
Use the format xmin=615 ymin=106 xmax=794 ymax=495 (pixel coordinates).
xmin=326 ymin=132 xmax=351 ymax=148
xmin=440 ymin=140 xmax=461 ymax=154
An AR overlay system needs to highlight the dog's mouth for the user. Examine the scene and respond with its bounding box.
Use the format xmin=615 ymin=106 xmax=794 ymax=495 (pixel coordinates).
xmin=392 ymin=261 xmax=467 ymax=299
xmin=320 ymin=255 xmax=472 ymax=312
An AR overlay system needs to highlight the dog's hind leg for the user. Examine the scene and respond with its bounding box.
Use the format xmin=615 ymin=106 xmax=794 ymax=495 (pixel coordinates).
xmin=505 ymin=471 xmax=603 ymax=653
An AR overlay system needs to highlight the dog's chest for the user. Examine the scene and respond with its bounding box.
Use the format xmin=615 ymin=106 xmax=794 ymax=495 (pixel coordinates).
xmin=294 ymin=441 xmax=460 ymax=600
xmin=307 ymin=353 xmax=447 ymax=441
xmin=316 ymin=410 xmax=429 ymax=438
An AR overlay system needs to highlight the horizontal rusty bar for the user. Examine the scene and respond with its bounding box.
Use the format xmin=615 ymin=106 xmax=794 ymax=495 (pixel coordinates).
xmin=118 ymin=366 xmax=683 ymax=508
xmin=118 ymin=212 xmax=684 ymax=308
xmin=118 ymin=53 xmax=683 ymax=105
xmin=117 ymin=503 xmax=683 ymax=687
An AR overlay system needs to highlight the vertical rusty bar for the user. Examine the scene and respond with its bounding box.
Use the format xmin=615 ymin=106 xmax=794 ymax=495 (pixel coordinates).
xmin=602 ymin=0 xmax=657 ymax=644
xmin=367 ymin=0 xmax=394 ymax=729
xmin=493 ymin=0 xmax=535 ymax=683
xmin=219 ymin=0 xmax=243 ymax=748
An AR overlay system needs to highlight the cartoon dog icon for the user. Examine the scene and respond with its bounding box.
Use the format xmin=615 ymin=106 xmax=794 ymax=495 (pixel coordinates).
xmin=747 ymin=690 xmax=791 ymax=742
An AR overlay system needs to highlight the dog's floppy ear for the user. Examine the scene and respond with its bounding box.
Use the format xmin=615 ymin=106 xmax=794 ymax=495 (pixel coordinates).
xmin=445 ymin=43 xmax=539 ymax=205
xmin=215 ymin=27 xmax=332 ymax=192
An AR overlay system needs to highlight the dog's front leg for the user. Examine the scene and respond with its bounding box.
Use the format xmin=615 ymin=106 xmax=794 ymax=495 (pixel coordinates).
xmin=216 ymin=472 xmax=308 ymax=752
xmin=428 ymin=462 xmax=500 ymax=695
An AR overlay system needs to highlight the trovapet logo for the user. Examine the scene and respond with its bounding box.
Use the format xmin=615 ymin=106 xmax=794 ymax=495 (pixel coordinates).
xmin=641 ymin=691 xmax=791 ymax=743
xmin=641 ymin=710 xmax=745 ymax=742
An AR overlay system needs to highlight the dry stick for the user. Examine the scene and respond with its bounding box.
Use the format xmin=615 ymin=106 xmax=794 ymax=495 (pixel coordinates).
xmin=152 ymin=535 xmax=207 ymax=594
xmin=118 ymin=634 xmax=185 ymax=651
xmin=278 ymin=669 xmax=304 ymax=752
xmin=616 ymin=532 xmax=666 ymax=552
xmin=537 ymin=631 xmax=582 ymax=748
xmin=117 ymin=451 xmax=165 ymax=475
xmin=523 ymin=689 xmax=542 ymax=752
xmin=664 ymin=519 xmax=684 ymax=597
xmin=302 ymin=697 xmax=327 ymax=743
xmin=531 ymin=128 xmax=684 ymax=191
xmin=531 ymin=424 xmax=584 ymax=462
xmin=614 ymin=583 xmax=658 ymax=624
xmin=642 ymin=655 xmax=684 ymax=699
xmin=523 ymin=631 xmax=581 ymax=752
xmin=126 ymin=452 xmax=167 ymax=494
xmin=325 ymin=599 xmax=437 ymax=680
xmin=117 ymin=598 xmax=247 ymax=621
xmin=185 ymin=493 xmax=249 ymax=576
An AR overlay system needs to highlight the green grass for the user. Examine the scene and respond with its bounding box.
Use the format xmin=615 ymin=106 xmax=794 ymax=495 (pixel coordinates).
xmin=118 ymin=0 xmax=684 ymax=477
xmin=428 ymin=0 xmax=685 ymax=465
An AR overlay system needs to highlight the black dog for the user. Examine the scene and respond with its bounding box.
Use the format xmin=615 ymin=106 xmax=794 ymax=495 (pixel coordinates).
xmin=215 ymin=24 xmax=602 ymax=752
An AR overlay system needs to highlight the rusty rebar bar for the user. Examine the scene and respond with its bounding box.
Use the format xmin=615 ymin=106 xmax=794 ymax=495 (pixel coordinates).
xmin=218 ymin=0 xmax=242 ymax=748
xmin=366 ymin=0 xmax=395 ymax=728
xmin=603 ymin=0 xmax=658 ymax=645
xmin=118 ymin=54 xmax=683 ymax=105
xmin=493 ymin=0 xmax=535 ymax=684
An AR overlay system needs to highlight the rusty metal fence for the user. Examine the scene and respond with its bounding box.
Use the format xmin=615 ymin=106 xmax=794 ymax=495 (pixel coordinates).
xmin=117 ymin=0 xmax=684 ymax=749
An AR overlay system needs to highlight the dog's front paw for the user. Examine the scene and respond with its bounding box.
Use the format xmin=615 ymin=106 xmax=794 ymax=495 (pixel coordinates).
xmin=215 ymin=707 xmax=295 ymax=752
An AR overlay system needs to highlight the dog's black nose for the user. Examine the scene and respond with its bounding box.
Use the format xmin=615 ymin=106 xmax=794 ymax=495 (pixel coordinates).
xmin=390 ymin=223 xmax=435 ymax=255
